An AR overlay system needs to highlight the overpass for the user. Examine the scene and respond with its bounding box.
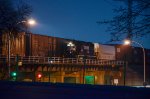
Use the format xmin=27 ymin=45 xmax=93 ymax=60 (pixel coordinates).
xmin=0 ymin=56 xmax=126 ymax=85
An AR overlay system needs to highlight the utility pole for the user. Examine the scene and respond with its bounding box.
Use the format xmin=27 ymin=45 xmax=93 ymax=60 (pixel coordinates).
xmin=16 ymin=54 xmax=19 ymax=81
xmin=8 ymin=33 xmax=11 ymax=78
xmin=82 ymin=46 xmax=86 ymax=84
xmin=127 ymin=0 xmax=133 ymax=39
xmin=83 ymin=54 xmax=86 ymax=84
xmin=124 ymin=61 xmax=127 ymax=86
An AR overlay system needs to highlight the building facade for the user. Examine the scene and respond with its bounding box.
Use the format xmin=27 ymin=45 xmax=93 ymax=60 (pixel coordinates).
xmin=115 ymin=44 xmax=150 ymax=85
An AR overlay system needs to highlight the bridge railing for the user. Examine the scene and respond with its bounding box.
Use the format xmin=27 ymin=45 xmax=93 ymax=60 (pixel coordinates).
xmin=0 ymin=56 xmax=125 ymax=66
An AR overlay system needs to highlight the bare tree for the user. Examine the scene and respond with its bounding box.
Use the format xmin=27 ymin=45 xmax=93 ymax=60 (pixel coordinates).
xmin=0 ymin=0 xmax=32 ymax=37
xmin=97 ymin=0 xmax=150 ymax=41
xmin=0 ymin=0 xmax=32 ymax=55
xmin=0 ymin=0 xmax=32 ymax=79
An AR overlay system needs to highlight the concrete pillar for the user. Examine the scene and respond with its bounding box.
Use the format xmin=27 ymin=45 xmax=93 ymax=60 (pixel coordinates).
xmin=60 ymin=71 xmax=65 ymax=83
xmin=96 ymin=71 xmax=105 ymax=85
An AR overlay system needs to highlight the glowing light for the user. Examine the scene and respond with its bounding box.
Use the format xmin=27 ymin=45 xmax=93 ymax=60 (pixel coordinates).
xmin=67 ymin=42 xmax=74 ymax=47
xmin=27 ymin=19 xmax=36 ymax=26
xmin=11 ymin=72 xmax=17 ymax=77
xmin=124 ymin=40 xmax=131 ymax=45
xmin=37 ymin=73 xmax=42 ymax=78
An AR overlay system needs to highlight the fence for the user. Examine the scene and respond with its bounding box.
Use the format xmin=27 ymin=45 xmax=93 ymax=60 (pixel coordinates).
xmin=0 ymin=56 xmax=125 ymax=66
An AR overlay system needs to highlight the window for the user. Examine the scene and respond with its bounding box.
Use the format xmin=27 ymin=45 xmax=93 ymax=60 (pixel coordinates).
xmin=117 ymin=48 xmax=120 ymax=52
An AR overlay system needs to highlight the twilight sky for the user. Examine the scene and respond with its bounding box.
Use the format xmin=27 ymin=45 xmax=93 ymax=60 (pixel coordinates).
xmin=25 ymin=0 xmax=150 ymax=48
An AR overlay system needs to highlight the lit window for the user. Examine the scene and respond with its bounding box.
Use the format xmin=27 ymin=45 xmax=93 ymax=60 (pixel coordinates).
xmin=117 ymin=48 xmax=120 ymax=52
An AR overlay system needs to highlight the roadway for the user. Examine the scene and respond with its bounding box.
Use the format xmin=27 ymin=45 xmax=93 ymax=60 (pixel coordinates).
xmin=0 ymin=81 xmax=150 ymax=99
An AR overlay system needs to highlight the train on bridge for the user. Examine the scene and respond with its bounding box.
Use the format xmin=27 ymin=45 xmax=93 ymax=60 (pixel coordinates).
xmin=0 ymin=33 xmax=150 ymax=86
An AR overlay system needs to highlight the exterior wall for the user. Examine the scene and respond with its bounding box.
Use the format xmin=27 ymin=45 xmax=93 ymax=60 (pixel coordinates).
xmin=115 ymin=44 xmax=150 ymax=85
xmin=145 ymin=49 xmax=150 ymax=83
xmin=115 ymin=45 xmax=134 ymax=63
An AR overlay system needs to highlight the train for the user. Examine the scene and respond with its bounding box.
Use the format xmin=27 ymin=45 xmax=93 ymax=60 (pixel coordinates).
xmin=0 ymin=32 xmax=116 ymax=60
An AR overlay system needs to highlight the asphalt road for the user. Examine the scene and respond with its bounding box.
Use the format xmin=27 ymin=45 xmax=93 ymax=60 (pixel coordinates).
xmin=0 ymin=81 xmax=150 ymax=99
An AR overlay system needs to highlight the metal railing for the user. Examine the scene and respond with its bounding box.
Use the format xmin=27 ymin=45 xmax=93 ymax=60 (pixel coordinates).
xmin=0 ymin=56 xmax=125 ymax=66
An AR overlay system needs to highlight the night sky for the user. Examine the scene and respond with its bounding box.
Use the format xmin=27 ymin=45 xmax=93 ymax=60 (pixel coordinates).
xmin=25 ymin=0 xmax=150 ymax=48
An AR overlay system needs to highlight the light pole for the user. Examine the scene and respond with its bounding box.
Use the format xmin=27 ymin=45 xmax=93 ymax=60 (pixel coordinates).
xmin=124 ymin=39 xmax=146 ymax=86
xmin=7 ymin=18 xmax=36 ymax=79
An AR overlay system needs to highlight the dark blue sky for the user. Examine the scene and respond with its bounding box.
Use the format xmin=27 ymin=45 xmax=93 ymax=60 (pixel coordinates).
xmin=26 ymin=0 xmax=150 ymax=48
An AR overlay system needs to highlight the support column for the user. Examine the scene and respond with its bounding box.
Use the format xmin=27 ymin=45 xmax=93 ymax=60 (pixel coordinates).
xmin=60 ymin=71 xmax=65 ymax=83
xmin=96 ymin=71 xmax=105 ymax=85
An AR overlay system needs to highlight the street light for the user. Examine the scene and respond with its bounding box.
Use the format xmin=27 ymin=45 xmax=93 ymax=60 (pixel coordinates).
xmin=67 ymin=42 xmax=75 ymax=47
xmin=67 ymin=42 xmax=75 ymax=53
xmin=124 ymin=40 xmax=130 ymax=45
xmin=27 ymin=19 xmax=36 ymax=26
xmin=7 ymin=18 xmax=36 ymax=78
xmin=16 ymin=18 xmax=36 ymax=26
xmin=124 ymin=39 xmax=146 ymax=86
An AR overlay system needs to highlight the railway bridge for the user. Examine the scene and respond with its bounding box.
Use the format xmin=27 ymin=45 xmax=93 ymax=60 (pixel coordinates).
xmin=0 ymin=56 xmax=125 ymax=85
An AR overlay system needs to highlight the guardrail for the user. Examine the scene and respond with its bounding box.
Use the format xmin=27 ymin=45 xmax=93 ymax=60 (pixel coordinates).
xmin=0 ymin=56 xmax=125 ymax=66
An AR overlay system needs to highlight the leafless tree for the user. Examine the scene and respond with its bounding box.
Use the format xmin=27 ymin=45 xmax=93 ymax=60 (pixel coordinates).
xmin=0 ymin=0 xmax=32 ymax=52
xmin=0 ymin=0 xmax=32 ymax=79
xmin=97 ymin=0 xmax=150 ymax=41
xmin=0 ymin=0 xmax=32 ymax=38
